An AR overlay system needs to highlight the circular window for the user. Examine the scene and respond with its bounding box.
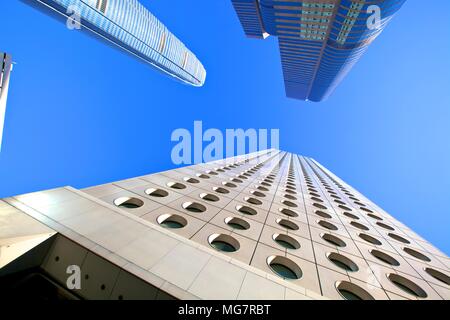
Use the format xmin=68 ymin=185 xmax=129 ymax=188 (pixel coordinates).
xmin=200 ymin=193 xmax=220 ymax=202
xmin=387 ymin=273 xmax=427 ymax=298
xmin=376 ymin=222 xmax=395 ymax=231
xmin=267 ymin=256 xmax=302 ymax=280
xmin=359 ymin=233 xmax=382 ymax=246
xmin=182 ymin=202 xmax=206 ymax=213
xmin=285 ymin=189 xmax=297 ymax=194
xmin=208 ymin=234 xmax=240 ymax=252
xmin=311 ymin=196 xmax=323 ymax=203
xmin=183 ymin=177 xmax=200 ymax=184
xmin=327 ymin=252 xmax=359 ymax=272
xmin=276 ymin=218 xmax=299 ymax=231
xmin=245 ymin=197 xmax=262 ymax=205
xmin=206 ymin=170 xmax=218 ymax=176
xmin=424 ymin=268 xmax=450 ymax=285
xmin=166 ymin=182 xmax=186 ymax=190
xmin=284 ymin=194 xmax=297 ymax=200
xmin=360 ymin=207 xmax=373 ymax=213
xmin=350 ymin=221 xmax=369 ymax=231
xmin=313 ymin=203 xmax=327 ymax=210
xmin=318 ymin=220 xmax=338 ymax=231
xmin=272 ymin=234 xmax=301 ymax=250
xmin=367 ymin=213 xmax=383 ymax=221
xmin=278 ymin=207 xmax=299 ymax=217
xmin=236 ymin=205 xmax=257 ymax=216
xmin=321 ymin=233 xmax=346 ymax=247
xmin=145 ymin=188 xmax=169 ymax=198
xmin=343 ymin=212 xmax=359 ymax=220
xmin=403 ymin=248 xmax=431 ymax=262
xmin=157 ymin=214 xmax=187 ymax=229
xmin=250 ymin=190 xmax=266 ymax=197
xmin=230 ymin=178 xmax=243 ymax=183
xmin=388 ymin=233 xmax=410 ymax=244
xmin=334 ymin=199 xmax=346 ymax=205
xmin=315 ymin=210 xmax=332 ymax=219
xmin=310 ymin=192 xmax=321 ymax=198
xmin=260 ymin=181 xmax=271 ymax=187
xmin=212 ymin=186 xmax=229 ymax=194
xmin=338 ymin=205 xmax=352 ymax=211
xmin=281 ymin=200 xmax=297 ymax=208
xmin=222 ymin=181 xmax=237 ymax=188
xmin=335 ymin=281 xmax=374 ymax=300
xmin=114 ymin=197 xmax=144 ymax=209
xmin=196 ymin=173 xmax=210 ymax=179
xmin=370 ymin=249 xmax=400 ymax=266
xmin=224 ymin=216 xmax=250 ymax=230
xmin=256 ymin=185 xmax=269 ymax=192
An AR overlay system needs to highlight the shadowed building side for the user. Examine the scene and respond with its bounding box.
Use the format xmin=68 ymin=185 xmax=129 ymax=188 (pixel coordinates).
xmin=28 ymin=0 xmax=206 ymax=86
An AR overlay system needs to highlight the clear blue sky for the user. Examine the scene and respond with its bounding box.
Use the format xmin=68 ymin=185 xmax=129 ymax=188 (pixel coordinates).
xmin=1 ymin=1 xmax=449 ymax=254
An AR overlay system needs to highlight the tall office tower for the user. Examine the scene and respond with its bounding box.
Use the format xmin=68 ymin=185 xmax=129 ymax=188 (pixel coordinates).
xmin=230 ymin=0 xmax=406 ymax=101
xmin=27 ymin=0 xmax=206 ymax=86
xmin=1 ymin=150 xmax=449 ymax=300
xmin=0 ymin=52 xmax=13 ymax=151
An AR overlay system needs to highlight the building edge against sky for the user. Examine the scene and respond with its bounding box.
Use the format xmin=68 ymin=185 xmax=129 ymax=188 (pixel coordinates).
xmin=231 ymin=0 xmax=406 ymax=101
xmin=1 ymin=149 xmax=448 ymax=300
xmin=26 ymin=0 xmax=206 ymax=86
xmin=0 ymin=52 xmax=13 ymax=152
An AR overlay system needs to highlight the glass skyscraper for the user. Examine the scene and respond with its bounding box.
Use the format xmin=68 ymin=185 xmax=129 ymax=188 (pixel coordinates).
xmin=0 ymin=52 xmax=13 ymax=151
xmin=231 ymin=0 xmax=406 ymax=101
xmin=31 ymin=0 xmax=206 ymax=86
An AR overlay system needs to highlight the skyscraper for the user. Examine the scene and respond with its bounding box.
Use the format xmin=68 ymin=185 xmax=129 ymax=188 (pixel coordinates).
xmin=231 ymin=0 xmax=406 ymax=101
xmin=0 ymin=52 xmax=13 ymax=151
xmin=28 ymin=0 xmax=206 ymax=86
xmin=1 ymin=149 xmax=448 ymax=300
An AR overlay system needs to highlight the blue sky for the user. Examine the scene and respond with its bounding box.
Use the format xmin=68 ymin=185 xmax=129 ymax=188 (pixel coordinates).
xmin=1 ymin=1 xmax=449 ymax=254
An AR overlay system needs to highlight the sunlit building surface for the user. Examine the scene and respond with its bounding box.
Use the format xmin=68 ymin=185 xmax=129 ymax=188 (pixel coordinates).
xmin=28 ymin=0 xmax=206 ymax=86
xmin=1 ymin=149 xmax=449 ymax=300
xmin=231 ymin=0 xmax=405 ymax=101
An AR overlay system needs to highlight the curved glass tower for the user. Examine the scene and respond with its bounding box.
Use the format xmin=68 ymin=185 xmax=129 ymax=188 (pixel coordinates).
xmin=32 ymin=0 xmax=206 ymax=86
xmin=231 ymin=0 xmax=406 ymax=101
